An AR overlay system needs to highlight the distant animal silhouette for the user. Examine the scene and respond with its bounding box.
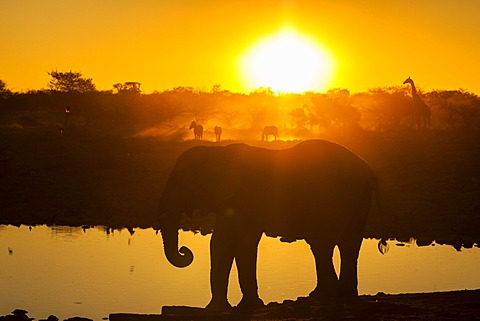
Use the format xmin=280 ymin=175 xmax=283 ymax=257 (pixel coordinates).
xmin=61 ymin=106 xmax=71 ymax=133
xmin=158 ymin=140 xmax=388 ymax=311
xmin=403 ymin=77 xmax=431 ymax=129
xmin=262 ymin=126 xmax=278 ymax=141
xmin=189 ymin=121 xmax=203 ymax=140
xmin=214 ymin=126 xmax=222 ymax=142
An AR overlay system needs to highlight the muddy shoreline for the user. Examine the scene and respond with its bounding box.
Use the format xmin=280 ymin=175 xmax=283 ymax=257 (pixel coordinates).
xmin=2 ymin=290 xmax=479 ymax=320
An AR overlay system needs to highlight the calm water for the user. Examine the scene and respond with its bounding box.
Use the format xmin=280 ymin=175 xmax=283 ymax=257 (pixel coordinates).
xmin=1 ymin=225 xmax=479 ymax=320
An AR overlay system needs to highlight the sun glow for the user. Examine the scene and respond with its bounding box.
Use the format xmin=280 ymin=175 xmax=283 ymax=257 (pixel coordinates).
xmin=240 ymin=30 xmax=334 ymax=93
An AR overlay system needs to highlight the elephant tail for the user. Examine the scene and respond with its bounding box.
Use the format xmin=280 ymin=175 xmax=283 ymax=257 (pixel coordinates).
xmin=372 ymin=176 xmax=390 ymax=255
xmin=378 ymin=238 xmax=389 ymax=255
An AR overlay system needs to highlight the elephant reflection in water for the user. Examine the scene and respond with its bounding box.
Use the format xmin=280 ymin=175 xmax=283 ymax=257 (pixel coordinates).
xmin=158 ymin=140 xmax=388 ymax=311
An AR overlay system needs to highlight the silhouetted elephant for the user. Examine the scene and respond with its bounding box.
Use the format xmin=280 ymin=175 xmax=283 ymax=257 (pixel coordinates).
xmin=214 ymin=126 xmax=222 ymax=142
xmin=189 ymin=121 xmax=203 ymax=140
xmin=262 ymin=125 xmax=278 ymax=141
xmin=158 ymin=140 xmax=388 ymax=311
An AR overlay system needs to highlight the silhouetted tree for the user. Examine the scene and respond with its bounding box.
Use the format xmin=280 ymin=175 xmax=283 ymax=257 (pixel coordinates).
xmin=427 ymin=89 xmax=480 ymax=130
xmin=353 ymin=87 xmax=411 ymax=130
xmin=246 ymin=87 xmax=278 ymax=129
xmin=216 ymin=92 xmax=248 ymax=128
xmin=48 ymin=70 xmax=96 ymax=93
xmin=211 ymin=84 xmax=223 ymax=94
xmin=309 ymin=89 xmax=360 ymax=130
xmin=113 ymin=82 xmax=141 ymax=94
xmin=289 ymin=106 xmax=308 ymax=129
xmin=0 ymin=79 xmax=12 ymax=99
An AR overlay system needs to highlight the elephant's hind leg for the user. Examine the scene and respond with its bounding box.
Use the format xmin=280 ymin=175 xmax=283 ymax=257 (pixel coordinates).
xmin=307 ymin=239 xmax=339 ymax=300
xmin=338 ymin=236 xmax=363 ymax=299
xmin=235 ymin=231 xmax=264 ymax=310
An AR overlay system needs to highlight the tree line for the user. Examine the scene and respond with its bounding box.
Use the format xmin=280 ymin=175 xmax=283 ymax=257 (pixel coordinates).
xmin=1 ymin=71 xmax=479 ymax=139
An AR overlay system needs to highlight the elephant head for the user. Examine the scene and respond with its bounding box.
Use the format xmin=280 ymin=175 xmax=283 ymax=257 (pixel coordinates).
xmin=158 ymin=145 xmax=244 ymax=268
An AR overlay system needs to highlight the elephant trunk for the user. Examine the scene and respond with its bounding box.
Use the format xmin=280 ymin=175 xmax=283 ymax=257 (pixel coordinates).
xmin=160 ymin=224 xmax=194 ymax=268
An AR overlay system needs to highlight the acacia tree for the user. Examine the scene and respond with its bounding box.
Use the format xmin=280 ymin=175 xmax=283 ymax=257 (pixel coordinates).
xmin=113 ymin=82 xmax=141 ymax=94
xmin=48 ymin=70 xmax=96 ymax=92
xmin=0 ymin=79 xmax=12 ymax=98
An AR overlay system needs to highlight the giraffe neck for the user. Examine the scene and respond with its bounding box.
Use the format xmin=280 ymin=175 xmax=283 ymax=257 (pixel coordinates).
xmin=409 ymin=82 xmax=419 ymax=97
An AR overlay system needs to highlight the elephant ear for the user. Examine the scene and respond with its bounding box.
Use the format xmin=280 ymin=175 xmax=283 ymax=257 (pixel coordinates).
xmin=184 ymin=146 xmax=244 ymax=212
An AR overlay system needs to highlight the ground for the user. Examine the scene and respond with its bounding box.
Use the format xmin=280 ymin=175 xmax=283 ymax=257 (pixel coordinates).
xmin=141 ymin=290 xmax=480 ymax=320
xmin=1 ymin=127 xmax=479 ymax=320
xmin=3 ymin=291 xmax=480 ymax=320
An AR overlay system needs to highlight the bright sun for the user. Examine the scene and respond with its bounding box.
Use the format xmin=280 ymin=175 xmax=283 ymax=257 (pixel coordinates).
xmin=240 ymin=29 xmax=334 ymax=93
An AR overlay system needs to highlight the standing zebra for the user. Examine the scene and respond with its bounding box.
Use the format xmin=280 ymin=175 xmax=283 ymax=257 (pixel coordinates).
xmin=189 ymin=121 xmax=204 ymax=140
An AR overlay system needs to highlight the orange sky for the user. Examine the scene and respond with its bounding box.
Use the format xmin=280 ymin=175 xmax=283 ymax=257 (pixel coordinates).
xmin=1 ymin=1 xmax=479 ymax=94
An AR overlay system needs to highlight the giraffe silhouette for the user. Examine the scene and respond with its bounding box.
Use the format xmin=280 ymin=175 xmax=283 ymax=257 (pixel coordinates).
xmin=403 ymin=77 xmax=431 ymax=129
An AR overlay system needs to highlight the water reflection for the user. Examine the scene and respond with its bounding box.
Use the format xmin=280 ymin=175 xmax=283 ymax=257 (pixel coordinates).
xmin=1 ymin=225 xmax=479 ymax=320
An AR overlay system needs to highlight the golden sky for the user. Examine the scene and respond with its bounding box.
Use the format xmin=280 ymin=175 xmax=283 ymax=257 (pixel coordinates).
xmin=1 ymin=0 xmax=479 ymax=94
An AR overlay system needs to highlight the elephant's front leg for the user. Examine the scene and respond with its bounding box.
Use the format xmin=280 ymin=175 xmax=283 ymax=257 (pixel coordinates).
xmin=307 ymin=239 xmax=339 ymax=300
xmin=206 ymin=228 xmax=235 ymax=311
xmin=235 ymin=231 xmax=264 ymax=310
